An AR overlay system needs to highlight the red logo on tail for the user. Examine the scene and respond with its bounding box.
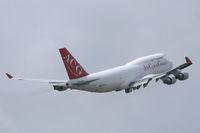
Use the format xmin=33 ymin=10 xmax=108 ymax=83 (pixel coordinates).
xmin=63 ymin=54 xmax=83 ymax=76
xmin=59 ymin=48 xmax=89 ymax=79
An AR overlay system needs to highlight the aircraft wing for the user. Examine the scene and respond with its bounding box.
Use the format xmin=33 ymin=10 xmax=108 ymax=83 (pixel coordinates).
xmin=165 ymin=57 xmax=192 ymax=75
xmin=130 ymin=57 xmax=193 ymax=89
xmin=5 ymin=73 xmax=67 ymax=85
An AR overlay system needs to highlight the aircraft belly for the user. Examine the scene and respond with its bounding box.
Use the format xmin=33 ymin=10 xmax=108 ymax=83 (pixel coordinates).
xmin=84 ymin=82 xmax=121 ymax=92
xmin=72 ymin=78 xmax=123 ymax=92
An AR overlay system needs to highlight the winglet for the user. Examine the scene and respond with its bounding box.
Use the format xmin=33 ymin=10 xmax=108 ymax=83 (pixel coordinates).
xmin=185 ymin=57 xmax=192 ymax=63
xmin=6 ymin=73 xmax=13 ymax=79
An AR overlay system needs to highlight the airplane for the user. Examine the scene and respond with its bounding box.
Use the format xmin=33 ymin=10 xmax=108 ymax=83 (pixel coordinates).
xmin=6 ymin=48 xmax=193 ymax=93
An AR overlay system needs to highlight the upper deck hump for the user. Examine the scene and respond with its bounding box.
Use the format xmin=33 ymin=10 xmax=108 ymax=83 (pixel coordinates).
xmin=126 ymin=53 xmax=166 ymax=65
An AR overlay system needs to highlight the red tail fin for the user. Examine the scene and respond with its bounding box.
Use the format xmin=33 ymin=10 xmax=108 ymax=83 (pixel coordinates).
xmin=59 ymin=48 xmax=89 ymax=79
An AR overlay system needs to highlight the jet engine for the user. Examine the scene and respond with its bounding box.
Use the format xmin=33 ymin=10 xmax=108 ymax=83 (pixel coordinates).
xmin=175 ymin=72 xmax=189 ymax=80
xmin=53 ymin=86 xmax=68 ymax=91
xmin=162 ymin=76 xmax=177 ymax=85
xmin=125 ymin=88 xmax=133 ymax=93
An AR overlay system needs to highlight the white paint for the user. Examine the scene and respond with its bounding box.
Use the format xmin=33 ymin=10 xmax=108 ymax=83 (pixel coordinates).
xmin=65 ymin=53 xmax=173 ymax=92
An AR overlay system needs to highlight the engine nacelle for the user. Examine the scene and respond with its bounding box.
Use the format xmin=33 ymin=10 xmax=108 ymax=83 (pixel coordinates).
xmin=162 ymin=76 xmax=177 ymax=85
xmin=53 ymin=86 xmax=68 ymax=91
xmin=176 ymin=72 xmax=189 ymax=80
xmin=125 ymin=88 xmax=133 ymax=93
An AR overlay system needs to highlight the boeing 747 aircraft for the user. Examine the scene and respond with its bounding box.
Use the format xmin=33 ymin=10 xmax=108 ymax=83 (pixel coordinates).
xmin=6 ymin=48 xmax=192 ymax=93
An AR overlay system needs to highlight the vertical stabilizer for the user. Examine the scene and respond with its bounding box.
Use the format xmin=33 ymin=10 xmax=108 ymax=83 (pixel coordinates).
xmin=59 ymin=48 xmax=89 ymax=79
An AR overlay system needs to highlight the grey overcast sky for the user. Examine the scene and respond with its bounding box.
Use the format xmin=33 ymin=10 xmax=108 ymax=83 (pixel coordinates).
xmin=0 ymin=0 xmax=199 ymax=133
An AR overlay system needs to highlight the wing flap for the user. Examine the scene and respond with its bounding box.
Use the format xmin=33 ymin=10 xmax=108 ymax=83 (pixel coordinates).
xmin=131 ymin=73 xmax=165 ymax=88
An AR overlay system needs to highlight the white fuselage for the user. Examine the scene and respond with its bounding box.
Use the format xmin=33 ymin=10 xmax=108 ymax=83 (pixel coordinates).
xmin=66 ymin=53 xmax=173 ymax=92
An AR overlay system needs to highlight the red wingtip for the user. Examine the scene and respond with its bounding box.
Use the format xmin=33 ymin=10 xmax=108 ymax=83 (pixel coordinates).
xmin=6 ymin=73 xmax=13 ymax=79
xmin=185 ymin=57 xmax=192 ymax=63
